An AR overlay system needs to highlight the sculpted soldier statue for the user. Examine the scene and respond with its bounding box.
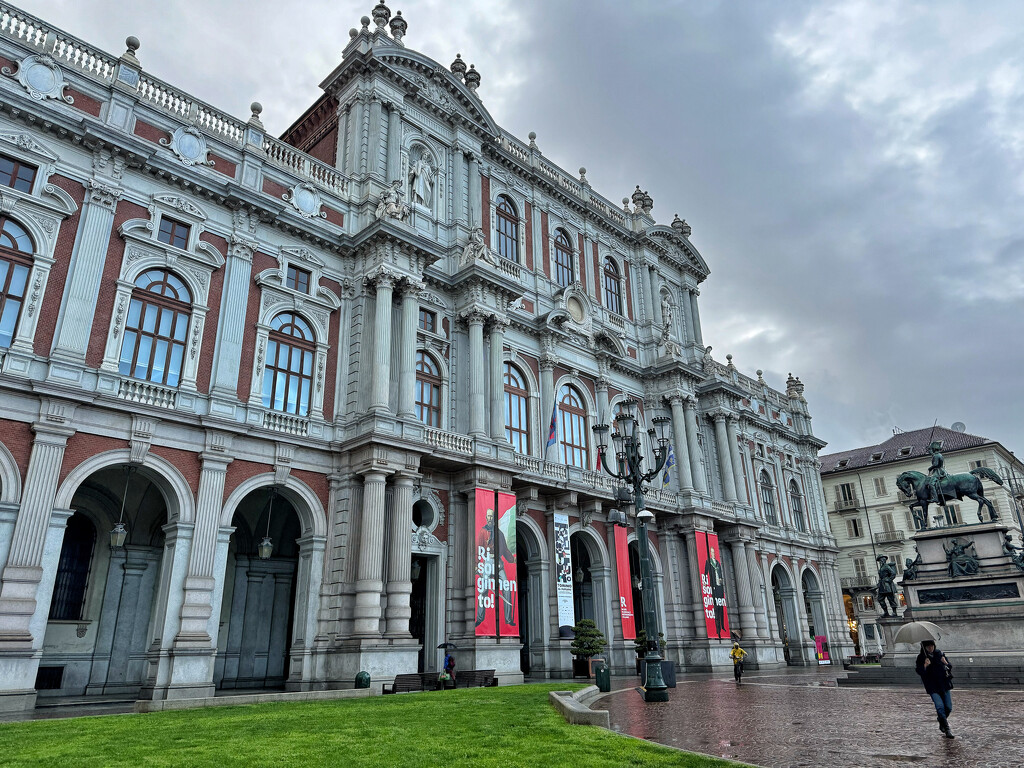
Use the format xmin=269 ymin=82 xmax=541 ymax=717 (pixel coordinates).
xmin=926 ymin=441 xmax=948 ymax=506
xmin=1003 ymin=533 xmax=1024 ymax=572
xmin=903 ymin=547 xmax=922 ymax=581
xmin=875 ymin=555 xmax=900 ymax=616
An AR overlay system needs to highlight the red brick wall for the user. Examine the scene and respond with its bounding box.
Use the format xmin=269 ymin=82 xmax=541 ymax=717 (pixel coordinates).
xmin=623 ymin=259 xmax=634 ymax=319
xmin=85 ymin=200 xmax=149 ymax=367
xmin=196 ymin=231 xmax=227 ymax=394
xmin=523 ymin=201 xmax=533 ymax=271
xmin=59 ymin=433 xmax=123 ymax=485
xmin=236 ymin=251 xmax=276 ymax=401
xmin=262 ymin=178 xmax=288 ymax=199
xmin=307 ymin=126 xmax=337 ymax=166
xmin=324 ymin=207 xmax=344 ymax=228
xmin=224 ymin=459 xmax=271 ymax=503
xmin=67 ymin=89 xmax=102 ymax=117
xmin=208 ymin=153 xmax=237 ymax=179
xmin=481 ymin=175 xmax=490 ymax=244
xmin=133 ymin=120 xmax=169 ymax=145
xmin=34 ymin=175 xmax=85 ymax=357
xmin=0 ymin=419 xmax=33 ymax=486
xmin=292 ymin=468 xmax=329 ymax=516
xmin=150 ymin=445 xmax=201 ymax=494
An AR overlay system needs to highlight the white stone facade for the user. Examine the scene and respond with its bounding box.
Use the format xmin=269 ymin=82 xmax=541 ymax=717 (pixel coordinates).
xmin=0 ymin=2 xmax=851 ymax=711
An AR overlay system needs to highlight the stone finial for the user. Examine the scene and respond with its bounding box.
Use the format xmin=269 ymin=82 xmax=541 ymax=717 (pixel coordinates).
xmin=631 ymin=185 xmax=645 ymax=210
xmin=451 ymin=53 xmax=467 ymax=79
xmin=464 ymin=64 xmax=481 ymax=92
xmin=756 ymin=369 xmax=766 ymax=385
xmin=726 ymin=353 xmax=735 ymax=369
xmin=122 ymin=35 xmax=141 ymax=65
xmin=641 ymin=190 xmax=654 ymax=215
xmin=528 ymin=131 xmax=538 ymax=149
xmin=389 ymin=10 xmax=407 ymax=43
xmin=579 ymin=167 xmax=587 ymax=183
xmin=360 ymin=15 xmax=371 ymax=29
xmin=372 ymin=1 xmax=391 ymax=28
xmin=349 ymin=28 xmax=359 ymax=39
xmin=671 ymin=214 xmax=692 ymax=238
xmin=786 ymin=373 xmax=805 ymax=400
xmin=622 ymin=197 xmax=631 ymax=213
xmin=249 ymin=101 xmax=264 ymax=128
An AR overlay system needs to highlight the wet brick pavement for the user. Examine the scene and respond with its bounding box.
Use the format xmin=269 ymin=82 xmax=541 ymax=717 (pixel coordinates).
xmin=592 ymin=668 xmax=1024 ymax=767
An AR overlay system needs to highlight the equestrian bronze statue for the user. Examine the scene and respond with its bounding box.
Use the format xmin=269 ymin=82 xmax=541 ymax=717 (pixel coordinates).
xmin=896 ymin=466 xmax=1003 ymax=528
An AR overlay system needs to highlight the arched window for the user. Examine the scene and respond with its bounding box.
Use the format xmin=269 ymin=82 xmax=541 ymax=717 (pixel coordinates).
xmin=602 ymin=256 xmax=622 ymax=314
xmin=558 ymin=384 xmax=589 ymax=469
xmin=553 ymin=230 xmax=574 ymax=288
xmin=262 ymin=312 xmax=315 ymax=416
xmin=118 ymin=269 xmax=192 ymax=386
xmin=495 ymin=195 xmax=519 ymax=263
xmin=415 ymin=351 xmax=442 ymax=427
xmin=790 ymin=479 xmax=806 ymax=532
xmin=760 ymin=470 xmax=778 ymax=525
xmin=0 ymin=216 xmax=34 ymax=349
xmin=504 ymin=362 xmax=529 ymax=453
xmin=49 ymin=513 xmax=96 ymax=621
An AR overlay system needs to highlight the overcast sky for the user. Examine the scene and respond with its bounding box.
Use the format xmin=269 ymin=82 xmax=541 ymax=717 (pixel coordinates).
xmin=21 ymin=0 xmax=1024 ymax=454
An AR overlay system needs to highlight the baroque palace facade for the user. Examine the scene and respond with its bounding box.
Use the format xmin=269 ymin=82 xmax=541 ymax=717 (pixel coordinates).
xmin=0 ymin=2 xmax=851 ymax=711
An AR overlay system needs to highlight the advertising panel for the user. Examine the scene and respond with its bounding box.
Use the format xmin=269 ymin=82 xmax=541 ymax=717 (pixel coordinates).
xmin=613 ymin=525 xmax=636 ymax=640
xmin=695 ymin=530 xmax=730 ymax=639
xmin=815 ymin=635 xmax=831 ymax=665
xmin=496 ymin=491 xmax=518 ymax=637
xmin=474 ymin=489 xmax=496 ymax=636
xmin=554 ymin=512 xmax=575 ymax=638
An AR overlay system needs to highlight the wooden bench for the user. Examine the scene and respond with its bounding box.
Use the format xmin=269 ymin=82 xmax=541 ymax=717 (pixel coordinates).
xmin=454 ymin=669 xmax=497 ymax=688
xmin=382 ymin=673 xmax=426 ymax=694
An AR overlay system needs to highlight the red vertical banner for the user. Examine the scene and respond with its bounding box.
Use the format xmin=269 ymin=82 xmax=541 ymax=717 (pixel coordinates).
xmin=496 ymin=491 xmax=518 ymax=637
xmin=696 ymin=531 xmax=731 ymax=639
xmin=614 ymin=526 xmax=636 ymax=640
xmin=474 ymin=489 xmax=496 ymax=637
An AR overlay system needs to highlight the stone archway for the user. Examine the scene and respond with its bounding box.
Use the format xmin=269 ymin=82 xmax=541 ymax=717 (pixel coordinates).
xmin=770 ymin=564 xmax=802 ymax=665
xmin=801 ymin=568 xmax=829 ymax=655
xmin=516 ymin=518 xmax=545 ymax=675
xmin=39 ymin=463 xmax=174 ymax=700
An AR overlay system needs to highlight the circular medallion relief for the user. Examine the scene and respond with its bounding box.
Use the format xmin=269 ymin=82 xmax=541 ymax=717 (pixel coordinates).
xmin=24 ymin=62 xmax=56 ymax=93
xmin=293 ymin=186 xmax=319 ymax=215
xmin=567 ymin=296 xmax=585 ymax=323
xmin=176 ymin=132 xmax=204 ymax=162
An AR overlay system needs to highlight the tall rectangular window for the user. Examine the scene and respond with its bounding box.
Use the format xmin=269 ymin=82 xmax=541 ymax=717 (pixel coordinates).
xmin=873 ymin=477 xmax=886 ymax=496
xmin=0 ymin=154 xmax=37 ymax=192
xmin=853 ymin=557 xmax=866 ymax=579
xmin=157 ymin=217 xmax=190 ymax=249
xmin=286 ymin=265 xmax=310 ymax=294
xmin=846 ymin=518 xmax=861 ymax=538
xmin=418 ymin=308 xmax=436 ymax=333
xmin=879 ymin=511 xmax=895 ymax=532
xmin=837 ymin=482 xmax=856 ymax=502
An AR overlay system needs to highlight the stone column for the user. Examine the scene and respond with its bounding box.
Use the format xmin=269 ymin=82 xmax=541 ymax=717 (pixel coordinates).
xmin=465 ymin=310 xmax=487 ymax=437
xmin=49 ymin=181 xmax=122 ymax=362
xmin=682 ymin=397 xmax=707 ymax=493
xmin=0 ymin=423 xmax=72 ymax=648
xmin=385 ymin=102 xmax=403 ymax=183
xmin=367 ymin=95 xmax=383 ymax=179
xmin=468 ymin=153 xmax=481 ymax=228
xmin=397 ymin=278 xmax=422 ymax=419
xmin=210 ymin=240 xmax=256 ymax=397
xmin=712 ymin=413 xmax=738 ymax=503
xmin=385 ymin=473 xmax=415 ymax=637
xmin=679 ymin=289 xmax=694 ymax=345
xmin=347 ymin=94 xmax=365 ymax=177
xmin=728 ymin=539 xmax=757 ymax=640
xmin=638 ymin=260 xmax=655 ymax=325
xmin=488 ymin=316 xmax=508 ymax=440
xmin=595 ymin=371 xmax=610 ymax=425
xmin=746 ymin=545 xmax=769 ymax=638
xmin=354 ymin=470 xmax=388 ymax=636
xmin=452 ymin=144 xmax=466 ymax=225
xmin=368 ymin=271 xmax=396 ymax=413
xmin=175 ymin=446 xmax=232 ymax=649
xmin=726 ymin=417 xmax=747 ymax=504
xmin=648 ymin=267 xmax=663 ymax=326
xmin=667 ymin=395 xmax=693 ymax=491
xmin=690 ymin=288 xmax=704 ymax=347
xmin=540 ymin=352 xmax=556 ymax=459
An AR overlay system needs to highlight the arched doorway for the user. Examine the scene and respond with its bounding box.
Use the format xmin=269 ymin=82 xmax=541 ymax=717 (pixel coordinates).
xmin=570 ymin=532 xmax=594 ymax=624
xmin=516 ymin=520 xmax=545 ymax=676
xmin=801 ymin=570 xmax=829 ymax=649
xmin=216 ymin=487 xmax=301 ymax=691
xmin=39 ymin=464 xmax=171 ymax=699
xmin=771 ymin=565 xmax=801 ymax=665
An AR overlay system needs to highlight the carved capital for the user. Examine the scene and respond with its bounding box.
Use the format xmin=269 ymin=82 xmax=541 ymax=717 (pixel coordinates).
xmin=86 ymin=179 xmax=123 ymax=211
xmin=458 ymin=307 xmax=489 ymax=326
xmin=365 ymin=267 xmax=400 ymax=292
xmin=539 ymin=353 xmax=557 ymax=372
xmin=228 ymin=235 xmax=256 ymax=263
xmin=398 ymin=275 xmax=426 ymax=296
xmin=487 ymin=314 xmax=510 ymax=333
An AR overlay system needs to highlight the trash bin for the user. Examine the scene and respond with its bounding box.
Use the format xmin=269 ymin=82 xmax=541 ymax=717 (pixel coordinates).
xmin=660 ymin=659 xmax=676 ymax=688
xmin=354 ymin=671 xmax=370 ymax=689
xmin=594 ymin=660 xmax=611 ymax=692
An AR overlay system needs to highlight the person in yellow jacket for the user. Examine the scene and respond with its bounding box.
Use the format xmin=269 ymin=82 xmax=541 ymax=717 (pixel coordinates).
xmin=730 ymin=642 xmax=748 ymax=683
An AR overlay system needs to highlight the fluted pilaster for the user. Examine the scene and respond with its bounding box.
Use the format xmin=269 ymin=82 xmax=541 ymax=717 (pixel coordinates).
xmin=354 ymin=470 xmax=388 ymax=636
xmin=368 ymin=271 xmax=396 ymax=412
xmin=385 ymin=474 xmax=415 ymax=636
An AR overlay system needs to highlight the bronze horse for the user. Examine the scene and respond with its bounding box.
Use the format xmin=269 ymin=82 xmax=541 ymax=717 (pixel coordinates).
xmin=896 ymin=467 xmax=1003 ymax=528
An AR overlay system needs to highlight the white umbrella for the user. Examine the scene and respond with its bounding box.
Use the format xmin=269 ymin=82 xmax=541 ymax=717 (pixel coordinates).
xmin=893 ymin=621 xmax=943 ymax=644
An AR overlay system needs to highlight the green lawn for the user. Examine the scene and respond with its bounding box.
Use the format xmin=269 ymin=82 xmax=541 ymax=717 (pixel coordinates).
xmin=0 ymin=684 xmax=739 ymax=767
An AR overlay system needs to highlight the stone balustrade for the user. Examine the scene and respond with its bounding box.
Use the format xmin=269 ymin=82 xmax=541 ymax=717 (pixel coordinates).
xmin=117 ymin=378 xmax=178 ymax=409
xmin=424 ymin=427 xmax=473 ymax=455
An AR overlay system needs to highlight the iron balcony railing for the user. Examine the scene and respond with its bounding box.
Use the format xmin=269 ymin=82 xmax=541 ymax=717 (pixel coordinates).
xmin=873 ymin=529 xmax=906 ymax=545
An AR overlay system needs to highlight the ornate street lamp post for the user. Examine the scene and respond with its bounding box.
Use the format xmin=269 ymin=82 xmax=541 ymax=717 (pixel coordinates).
xmin=593 ymin=400 xmax=671 ymax=703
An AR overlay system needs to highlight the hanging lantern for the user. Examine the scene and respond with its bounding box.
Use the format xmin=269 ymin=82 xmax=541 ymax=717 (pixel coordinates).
xmin=109 ymin=465 xmax=136 ymax=548
xmin=410 ymin=558 xmax=422 ymax=581
xmin=258 ymin=488 xmax=277 ymax=560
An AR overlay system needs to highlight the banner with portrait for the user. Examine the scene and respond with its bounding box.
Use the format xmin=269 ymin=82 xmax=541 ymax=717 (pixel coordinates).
xmin=613 ymin=525 xmax=636 ymax=640
xmin=474 ymin=489 xmax=497 ymax=637
xmin=496 ymin=491 xmax=518 ymax=637
xmin=554 ymin=512 xmax=575 ymax=638
xmin=815 ymin=635 xmax=831 ymax=665
xmin=695 ymin=530 xmax=730 ymax=639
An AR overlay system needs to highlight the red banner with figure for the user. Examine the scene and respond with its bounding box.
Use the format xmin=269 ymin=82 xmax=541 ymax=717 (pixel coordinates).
xmin=496 ymin=491 xmax=518 ymax=637
xmin=695 ymin=531 xmax=730 ymax=639
xmin=474 ymin=489 xmax=496 ymax=636
xmin=614 ymin=525 xmax=636 ymax=639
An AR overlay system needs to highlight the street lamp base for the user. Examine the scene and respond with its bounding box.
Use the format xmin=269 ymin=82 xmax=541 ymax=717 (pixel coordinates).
xmin=642 ymin=687 xmax=669 ymax=703
xmin=641 ymin=656 xmax=669 ymax=702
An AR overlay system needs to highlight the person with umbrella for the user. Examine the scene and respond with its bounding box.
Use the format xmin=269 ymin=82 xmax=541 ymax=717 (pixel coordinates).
xmin=897 ymin=622 xmax=955 ymax=739
xmin=438 ymin=642 xmax=457 ymax=688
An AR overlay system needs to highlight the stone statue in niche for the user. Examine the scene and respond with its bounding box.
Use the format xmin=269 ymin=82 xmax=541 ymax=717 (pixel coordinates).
xmin=375 ymin=179 xmax=410 ymax=221
xmin=460 ymin=227 xmax=498 ymax=267
xmin=408 ymin=147 xmax=436 ymax=208
xmin=661 ymin=294 xmax=674 ymax=330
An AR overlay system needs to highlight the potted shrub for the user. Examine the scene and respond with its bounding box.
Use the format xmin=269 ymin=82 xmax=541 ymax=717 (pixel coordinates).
xmin=570 ymin=619 xmax=607 ymax=677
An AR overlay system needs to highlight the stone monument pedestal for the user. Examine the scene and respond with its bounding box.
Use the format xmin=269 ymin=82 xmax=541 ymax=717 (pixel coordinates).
xmin=888 ymin=521 xmax=1024 ymax=684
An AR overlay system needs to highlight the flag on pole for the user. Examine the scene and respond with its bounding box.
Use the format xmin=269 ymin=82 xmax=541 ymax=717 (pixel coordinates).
xmin=546 ymin=400 xmax=558 ymax=453
xmin=662 ymin=444 xmax=676 ymax=488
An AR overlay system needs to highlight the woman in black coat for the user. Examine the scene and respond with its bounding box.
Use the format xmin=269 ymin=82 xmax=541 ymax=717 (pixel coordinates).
xmin=915 ymin=640 xmax=954 ymax=738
